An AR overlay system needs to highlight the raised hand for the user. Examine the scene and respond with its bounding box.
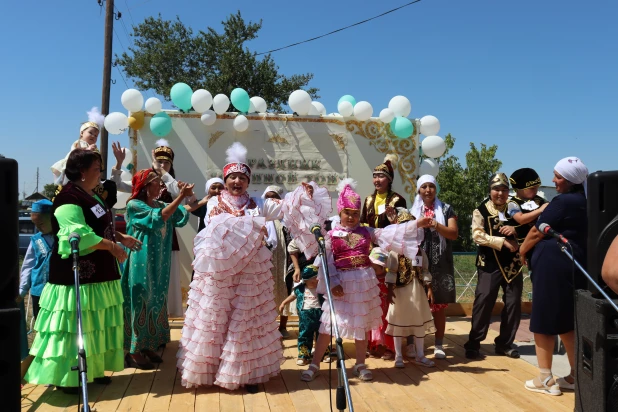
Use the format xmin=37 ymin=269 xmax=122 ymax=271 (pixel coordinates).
xmin=112 ymin=141 xmax=126 ymax=167
xmin=386 ymin=206 xmax=398 ymax=223
xmin=151 ymin=150 xmax=161 ymax=171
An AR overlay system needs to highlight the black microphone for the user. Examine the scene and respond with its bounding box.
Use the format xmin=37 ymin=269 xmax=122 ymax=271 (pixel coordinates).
xmin=310 ymin=223 xmax=325 ymax=245
xmin=69 ymin=232 xmax=81 ymax=267
xmin=538 ymin=223 xmax=569 ymax=245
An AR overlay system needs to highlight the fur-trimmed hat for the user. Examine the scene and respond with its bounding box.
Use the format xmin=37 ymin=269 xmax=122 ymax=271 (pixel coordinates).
xmin=373 ymin=153 xmax=398 ymax=182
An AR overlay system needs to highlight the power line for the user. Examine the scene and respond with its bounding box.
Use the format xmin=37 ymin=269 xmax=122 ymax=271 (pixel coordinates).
xmin=256 ymin=0 xmax=423 ymax=55
xmin=123 ymin=0 xmax=138 ymax=28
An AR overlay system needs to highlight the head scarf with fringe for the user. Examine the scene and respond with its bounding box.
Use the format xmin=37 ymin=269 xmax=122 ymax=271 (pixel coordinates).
xmin=410 ymin=174 xmax=446 ymax=253
xmin=129 ymin=169 xmax=160 ymax=201
xmin=555 ymin=156 xmax=589 ymax=197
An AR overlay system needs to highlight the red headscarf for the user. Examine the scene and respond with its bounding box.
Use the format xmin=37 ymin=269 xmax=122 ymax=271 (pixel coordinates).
xmin=129 ymin=169 xmax=160 ymax=201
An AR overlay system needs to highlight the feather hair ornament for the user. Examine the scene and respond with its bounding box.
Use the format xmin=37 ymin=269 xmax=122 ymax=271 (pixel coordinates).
xmin=87 ymin=107 xmax=105 ymax=128
xmin=225 ymin=142 xmax=248 ymax=164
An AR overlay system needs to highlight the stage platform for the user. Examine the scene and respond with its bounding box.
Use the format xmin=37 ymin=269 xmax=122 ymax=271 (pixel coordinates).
xmin=20 ymin=317 xmax=574 ymax=411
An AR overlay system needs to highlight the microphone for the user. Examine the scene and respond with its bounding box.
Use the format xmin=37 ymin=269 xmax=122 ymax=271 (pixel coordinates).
xmin=310 ymin=223 xmax=325 ymax=246
xmin=538 ymin=223 xmax=569 ymax=245
xmin=69 ymin=232 xmax=81 ymax=267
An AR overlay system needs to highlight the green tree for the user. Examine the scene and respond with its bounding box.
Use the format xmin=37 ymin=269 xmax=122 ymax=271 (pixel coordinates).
xmin=115 ymin=12 xmax=319 ymax=112
xmin=42 ymin=183 xmax=57 ymax=200
xmin=434 ymin=134 xmax=502 ymax=252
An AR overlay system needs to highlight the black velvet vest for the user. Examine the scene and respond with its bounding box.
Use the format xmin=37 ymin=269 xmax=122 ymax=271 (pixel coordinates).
xmin=49 ymin=182 xmax=120 ymax=285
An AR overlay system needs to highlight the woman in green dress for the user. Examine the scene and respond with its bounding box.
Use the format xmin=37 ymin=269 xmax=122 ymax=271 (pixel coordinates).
xmin=122 ymin=168 xmax=194 ymax=369
xmin=25 ymin=148 xmax=140 ymax=393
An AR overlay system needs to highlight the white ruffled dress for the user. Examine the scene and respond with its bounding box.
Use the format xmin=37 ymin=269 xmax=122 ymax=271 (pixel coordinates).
xmin=315 ymin=221 xmax=422 ymax=341
xmin=177 ymin=185 xmax=331 ymax=390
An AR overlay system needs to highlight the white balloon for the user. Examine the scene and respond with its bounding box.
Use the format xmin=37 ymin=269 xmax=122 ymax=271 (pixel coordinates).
xmin=288 ymin=89 xmax=312 ymax=115
xmin=308 ymin=104 xmax=320 ymax=116
xmin=338 ymin=101 xmax=354 ymax=117
xmin=114 ymin=191 xmax=130 ymax=209
xmin=421 ymin=135 xmax=446 ymax=158
xmin=145 ymin=97 xmax=162 ymax=114
xmin=419 ymin=158 xmax=439 ymax=177
xmin=191 ymin=89 xmax=213 ymax=113
xmin=353 ymin=101 xmax=373 ymax=121
xmin=310 ymin=101 xmax=326 ymax=116
xmin=120 ymin=170 xmax=132 ymax=182
xmin=233 ymin=115 xmax=249 ymax=132
xmin=420 ymin=115 xmax=441 ymax=136
xmin=200 ymin=110 xmax=217 ymax=126
xmin=388 ymin=95 xmax=411 ymax=117
xmin=213 ymin=94 xmax=230 ymax=114
xmin=379 ymin=108 xmax=395 ymax=123
xmin=121 ymin=89 xmax=144 ymax=112
xmin=104 ymin=112 xmax=129 ymax=135
xmin=250 ymin=96 xmax=267 ymax=113
xmin=121 ymin=148 xmax=133 ymax=167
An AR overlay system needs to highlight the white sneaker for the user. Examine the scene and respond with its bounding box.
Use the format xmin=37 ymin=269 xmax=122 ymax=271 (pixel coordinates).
xmin=434 ymin=345 xmax=446 ymax=359
xmin=405 ymin=344 xmax=416 ymax=358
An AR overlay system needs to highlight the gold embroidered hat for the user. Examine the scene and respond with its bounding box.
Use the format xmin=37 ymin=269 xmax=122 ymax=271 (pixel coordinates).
xmin=489 ymin=173 xmax=509 ymax=189
xmin=154 ymin=138 xmax=174 ymax=163
xmin=373 ymin=154 xmax=398 ymax=182
xmin=509 ymin=168 xmax=541 ymax=190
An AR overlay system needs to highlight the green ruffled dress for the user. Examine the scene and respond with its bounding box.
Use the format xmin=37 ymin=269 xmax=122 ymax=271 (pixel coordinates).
xmin=25 ymin=195 xmax=125 ymax=387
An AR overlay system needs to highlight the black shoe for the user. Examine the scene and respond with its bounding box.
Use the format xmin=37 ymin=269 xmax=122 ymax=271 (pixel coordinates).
xmin=59 ymin=386 xmax=79 ymax=394
xmin=465 ymin=349 xmax=480 ymax=359
xmin=141 ymin=349 xmax=164 ymax=363
xmin=159 ymin=343 xmax=167 ymax=349
xmin=94 ymin=376 xmax=112 ymax=385
xmin=495 ymin=345 xmax=520 ymax=358
xmin=125 ymin=353 xmax=155 ymax=370
xmin=245 ymin=384 xmax=259 ymax=394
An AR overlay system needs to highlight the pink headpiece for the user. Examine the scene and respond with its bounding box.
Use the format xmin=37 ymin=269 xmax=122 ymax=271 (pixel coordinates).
xmin=336 ymin=178 xmax=361 ymax=213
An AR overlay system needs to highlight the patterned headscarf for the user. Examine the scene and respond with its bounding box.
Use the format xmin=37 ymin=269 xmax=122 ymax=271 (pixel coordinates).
xmin=129 ymin=169 xmax=160 ymax=201
xmin=410 ymin=174 xmax=446 ymax=252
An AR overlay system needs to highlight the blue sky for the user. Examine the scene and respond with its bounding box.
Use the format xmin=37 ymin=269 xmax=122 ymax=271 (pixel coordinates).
xmin=2 ymin=0 xmax=617 ymax=196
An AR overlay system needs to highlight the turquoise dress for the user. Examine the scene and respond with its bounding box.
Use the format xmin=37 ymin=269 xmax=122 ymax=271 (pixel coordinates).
xmin=122 ymin=199 xmax=189 ymax=353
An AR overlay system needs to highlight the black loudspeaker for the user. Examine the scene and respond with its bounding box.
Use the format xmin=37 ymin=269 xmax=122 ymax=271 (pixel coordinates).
xmin=0 ymin=157 xmax=20 ymax=410
xmin=587 ymin=170 xmax=618 ymax=289
xmin=575 ymin=290 xmax=618 ymax=411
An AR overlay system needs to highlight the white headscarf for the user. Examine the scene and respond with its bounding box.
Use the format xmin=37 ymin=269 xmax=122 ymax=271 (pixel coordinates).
xmin=261 ymin=185 xmax=284 ymax=199
xmin=205 ymin=177 xmax=224 ymax=194
xmin=554 ymin=157 xmax=589 ymax=197
xmin=410 ymin=174 xmax=446 ymax=252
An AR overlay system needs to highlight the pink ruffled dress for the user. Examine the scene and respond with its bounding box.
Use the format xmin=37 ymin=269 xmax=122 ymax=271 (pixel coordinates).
xmin=316 ymin=221 xmax=422 ymax=341
xmin=177 ymin=185 xmax=330 ymax=390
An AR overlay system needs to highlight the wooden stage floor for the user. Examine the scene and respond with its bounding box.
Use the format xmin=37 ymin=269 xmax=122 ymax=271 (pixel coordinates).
xmin=21 ymin=317 xmax=574 ymax=411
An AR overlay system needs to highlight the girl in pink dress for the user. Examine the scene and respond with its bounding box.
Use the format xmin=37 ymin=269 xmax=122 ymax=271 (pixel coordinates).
xmin=301 ymin=179 xmax=429 ymax=382
xmin=177 ymin=143 xmax=330 ymax=393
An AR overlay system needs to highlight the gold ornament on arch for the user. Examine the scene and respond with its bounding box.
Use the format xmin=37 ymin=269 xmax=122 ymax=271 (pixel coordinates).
xmin=345 ymin=119 xmax=418 ymax=203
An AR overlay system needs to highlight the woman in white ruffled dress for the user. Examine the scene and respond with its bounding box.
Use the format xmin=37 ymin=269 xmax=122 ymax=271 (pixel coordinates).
xmin=177 ymin=142 xmax=331 ymax=393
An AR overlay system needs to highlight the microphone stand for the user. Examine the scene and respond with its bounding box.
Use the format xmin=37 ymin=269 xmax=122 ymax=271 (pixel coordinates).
xmin=315 ymin=234 xmax=354 ymax=412
xmin=558 ymin=242 xmax=618 ymax=317
xmin=70 ymin=238 xmax=90 ymax=412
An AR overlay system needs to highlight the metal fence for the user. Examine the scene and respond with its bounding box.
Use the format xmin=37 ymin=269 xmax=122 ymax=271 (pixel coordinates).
xmin=453 ymin=252 xmax=532 ymax=303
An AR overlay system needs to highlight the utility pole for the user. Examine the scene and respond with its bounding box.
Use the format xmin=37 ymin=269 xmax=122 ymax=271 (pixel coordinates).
xmin=100 ymin=0 xmax=114 ymax=179
xmin=35 ymin=167 xmax=39 ymax=193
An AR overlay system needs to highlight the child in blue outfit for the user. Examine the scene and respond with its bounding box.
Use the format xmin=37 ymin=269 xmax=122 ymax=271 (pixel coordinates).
xmin=18 ymin=200 xmax=55 ymax=319
xmin=279 ymin=265 xmax=326 ymax=366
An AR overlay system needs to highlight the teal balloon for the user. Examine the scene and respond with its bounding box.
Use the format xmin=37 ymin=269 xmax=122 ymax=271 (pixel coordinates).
xmin=436 ymin=182 xmax=441 ymax=195
xmin=338 ymin=95 xmax=356 ymax=107
xmin=170 ymin=83 xmax=193 ymax=111
xmin=150 ymin=112 xmax=172 ymax=137
xmin=230 ymin=88 xmax=251 ymax=113
xmin=390 ymin=117 xmax=413 ymax=139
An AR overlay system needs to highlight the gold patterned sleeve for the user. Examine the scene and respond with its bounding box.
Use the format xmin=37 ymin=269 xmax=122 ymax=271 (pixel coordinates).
xmin=472 ymin=209 xmax=505 ymax=250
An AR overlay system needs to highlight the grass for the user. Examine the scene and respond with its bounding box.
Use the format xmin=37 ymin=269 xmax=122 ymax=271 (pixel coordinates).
xmin=453 ymin=253 xmax=533 ymax=303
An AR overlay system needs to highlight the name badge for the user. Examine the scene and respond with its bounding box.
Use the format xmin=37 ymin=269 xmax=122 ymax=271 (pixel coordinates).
xmin=246 ymin=208 xmax=259 ymax=216
xmin=521 ymin=200 xmax=539 ymax=211
xmin=412 ymin=255 xmax=423 ymax=267
xmin=498 ymin=211 xmax=508 ymax=222
xmin=377 ymin=204 xmax=386 ymax=215
xmin=91 ymin=204 xmax=106 ymax=218
xmin=332 ymin=230 xmax=348 ymax=238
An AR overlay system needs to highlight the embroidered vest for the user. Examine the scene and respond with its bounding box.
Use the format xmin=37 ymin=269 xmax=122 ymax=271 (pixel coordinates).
xmin=475 ymin=198 xmax=523 ymax=283
xmin=330 ymin=226 xmax=372 ymax=271
xmin=29 ymin=233 xmax=54 ymax=296
xmin=510 ymin=195 xmax=546 ymax=243
xmin=361 ymin=191 xmax=407 ymax=228
xmin=49 ymin=182 xmax=120 ymax=285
